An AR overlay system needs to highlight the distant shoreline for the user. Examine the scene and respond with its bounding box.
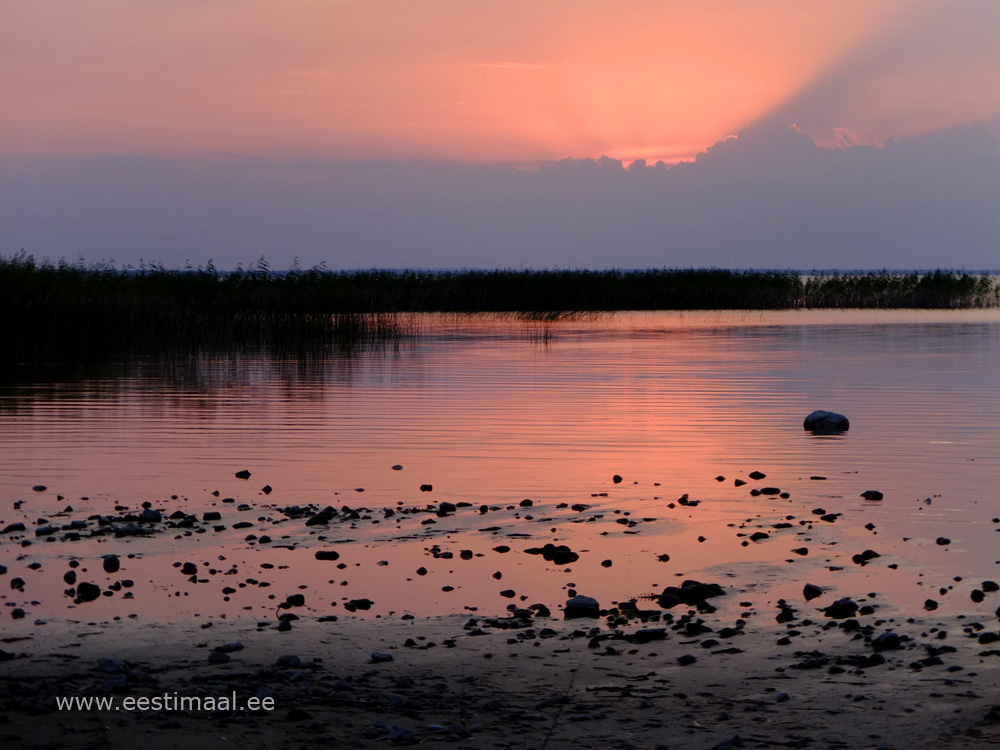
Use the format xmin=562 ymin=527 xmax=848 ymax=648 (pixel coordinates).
xmin=3 ymin=253 xmax=999 ymax=366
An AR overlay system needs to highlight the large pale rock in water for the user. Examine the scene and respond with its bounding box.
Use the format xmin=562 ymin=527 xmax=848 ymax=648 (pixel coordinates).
xmin=564 ymin=595 xmax=600 ymax=619
xmin=803 ymin=410 xmax=849 ymax=434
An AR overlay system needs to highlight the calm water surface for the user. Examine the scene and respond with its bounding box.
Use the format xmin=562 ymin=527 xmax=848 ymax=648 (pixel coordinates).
xmin=3 ymin=310 xmax=1000 ymax=623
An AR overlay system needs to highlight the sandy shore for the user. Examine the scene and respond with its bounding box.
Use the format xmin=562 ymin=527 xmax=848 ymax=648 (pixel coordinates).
xmin=4 ymin=601 xmax=1000 ymax=750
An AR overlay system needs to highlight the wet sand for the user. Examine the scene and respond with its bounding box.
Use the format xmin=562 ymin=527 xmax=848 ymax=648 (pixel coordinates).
xmin=5 ymin=590 xmax=1000 ymax=749
xmin=6 ymin=462 xmax=1000 ymax=749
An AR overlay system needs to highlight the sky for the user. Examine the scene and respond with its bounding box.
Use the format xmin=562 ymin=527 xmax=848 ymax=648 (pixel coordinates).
xmin=2 ymin=0 xmax=999 ymax=270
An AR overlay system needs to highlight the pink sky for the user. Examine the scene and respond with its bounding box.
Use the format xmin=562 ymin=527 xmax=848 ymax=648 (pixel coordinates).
xmin=3 ymin=0 xmax=999 ymax=164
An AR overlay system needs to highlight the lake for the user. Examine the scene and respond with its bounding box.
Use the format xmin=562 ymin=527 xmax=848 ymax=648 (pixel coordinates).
xmin=3 ymin=310 xmax=1000 ymax=625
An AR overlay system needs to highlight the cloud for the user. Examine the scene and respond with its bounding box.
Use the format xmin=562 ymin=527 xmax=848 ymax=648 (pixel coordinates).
xmin=2 ymin=121 xmax=998 ymax=271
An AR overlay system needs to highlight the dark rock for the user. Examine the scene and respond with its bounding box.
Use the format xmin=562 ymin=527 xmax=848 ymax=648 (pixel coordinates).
xmin=261 ymin=485 xmax=272 ymax=494
xmin=180 ymin=562 xmax=198 ymax=576
xmin=371 ymin=652 xmax=394 ymax=663
xmin=803 ymin=584 xmax=823 ymax=601
xmin=276 ymin=654 xmax=301 ymax=667
xmin=97 ymin=658 xmax=126 ymax=673
xmin=984 ymin=581 xmax=1000 ymax=592
xmin=305 ymin=506 xmax=337 ymax=526
xmin=791 ymin=547 xmax=809 ymax=556
xmin=803 ymin=410 xmax=850 ymax=433
xmin=924 ymin=599 xmax=939 ymax=611
xmin=138 ymin=508 xmax=162 ymax=523
xmin=936 ymin=537 xmax=952 ymax=546
xmin=861 ymin=490 xmax=884 ymax=500
xmin=872 ymin=632 xmax=901 ymax=651
xmin=208 ymin=650 xmax=230 ymax=664
xmin=315 ymin=550 xmax=340 ymax=561
xmin=656 ymin=580 xmax=725 ymax=609
xmin=344 ymin=598 xmax=373 ymax=612
xmin=203 ymin=511 xmax=222 ymax=521
xmin=102 ymin=555 xmax=120 ymax=574
xmin=564 ymin=595 xmax=600 ymax=619
xmin=2 ymin=523 xmax=26 ymax=534
xmin=437 ymin=501 xmax=456 ymax=515
xmin=734 ymin=479 xmax=747 ymax=487
xmin=748 ymin=471 xmax=766 ymax=480
xmin=33 ymin=485 xmax=47 ymax=492
xmin=235 ymin=469 xmax=251 ymax=479
xmin=284 ymin=594 xmax=306 ymax=607
xmin=973 ymin=589 xmax=986 ymax=603
xmin=852 ymin=549 xmax=881 ymax=565
xmin=676 ymin=654 xmax=697 ymax=666
xmin=612 ymin=475 xmax=623 ymax=484
xmin=76 ymin=582 xmax=101 ymax=602
xmin=500 ymin=589 xmax=516 ymax=598
xmin=419 ymin=484 xmax=433 ymax=492
xmin=525 ymin=543 xmax=579 ymax=565
xmin=822 ymin=598 xmax=859 ymax=618
xmin=749 ymin=532 xmax=769 ymax=542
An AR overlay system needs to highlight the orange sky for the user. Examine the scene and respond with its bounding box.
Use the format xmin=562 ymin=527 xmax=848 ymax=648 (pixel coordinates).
xmin=2 ymin=0 xmax=998 ymax=163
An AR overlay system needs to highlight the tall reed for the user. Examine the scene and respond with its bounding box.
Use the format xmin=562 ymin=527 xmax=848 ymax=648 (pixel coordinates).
xmin=3 ymin=252 xmax=997 ymax=366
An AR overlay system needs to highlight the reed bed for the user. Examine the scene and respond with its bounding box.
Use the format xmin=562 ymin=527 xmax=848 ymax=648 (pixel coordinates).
xmin=3 ymin=253 xmax=998 ymax=365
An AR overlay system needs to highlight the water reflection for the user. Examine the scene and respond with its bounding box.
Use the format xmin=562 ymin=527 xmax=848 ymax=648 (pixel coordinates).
xmin=2 ymin=311 xmax=1000 ymax=620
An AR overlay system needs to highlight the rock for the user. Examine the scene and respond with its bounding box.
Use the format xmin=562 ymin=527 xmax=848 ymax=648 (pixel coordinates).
xmin=936 ymin=537 xmax=952 ymax=546
xmin=822 ymin=598 xmax=858 ymax=619
xmin=2 ymin=522 xmax=27 ymax=534
xmin=437 ymin=501 xmax=457 ymax=515
xmin=276 ymin=654 xmax=301 ymax=667
xmin=499 ymin=589 xmax=516 ymax=598
xmin=138 ymin=508 xmax=162 ymax=523
xmin=734 ymin=479 xmax=747 ymax=487
xmin=525 ymin=543 xmax=579 ymax=565
xmin=984 ymin=581 xmax=1000 ymax=592
xmin=203 ymin=511 xmax=222 ymax=521
xmin=612 ymin=475 xmax=623 ymax=484
xmin=677 ymin=654 xmax=697 ymax=666
xmin=261 ymin=485 xmax=272 ymax=494
xmin=180 ymin=562 xmax=198 ymax=576
xmin=315 ymin=550 xmax=340 ymax=561
xmin=97 ymin=657 xmax=125 ymax=673
xmin=344 ymin=598 xmax=373 ymax=612
xmin=872 ymin=632 xmax=901 ymax=651
xmin=748 ymin=471 xmax=766 ymax=480
xmin=235 ymin=469 xmax=251 ymax=479
xmin=656 ymin=580 xmax=725 ymax=608
xmin=924 ymin=599 xmax=939 ymax=611
xmin=76 ymin=582 xmax=101 ymax=602
xmin=371 ymin=652 xmax=394 ymax=663
xmin=305 ymin=506 xmax=336 ymax=526
xmin=861 ymin=490 xmax=884 ymax=500
xmin=386 ymin=725 xmax=415 ymax=744
xmin=284 ymin=594 xmax=305 ymax=607
xmin=803 ymin=410 xmax=850 ymax=433
xmin=972 ymin=589 xmax=986 ymax=603
xmin=852 ymin=549 xmax=881 ymax=565
xmin=392 ymin=465 xmax=403 ymax=471
xmin=564 ymin=595 xmax=601 ymax=619
xmin=208 ymin=650 xmax=230 ymax=664
xmin=419 ymin=484 xmax=433 ymax=492
xmin=803 ymin=584 xmax=823 ymax=601
xmin=33 ymin=485 xmax=47 ymax=492
xmin=102 ymin=555 xmax=120 ymax=574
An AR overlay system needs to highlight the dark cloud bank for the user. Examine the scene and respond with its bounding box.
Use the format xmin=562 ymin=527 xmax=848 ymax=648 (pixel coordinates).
xmin=2 ymin=121 xmax=998 ymax=271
